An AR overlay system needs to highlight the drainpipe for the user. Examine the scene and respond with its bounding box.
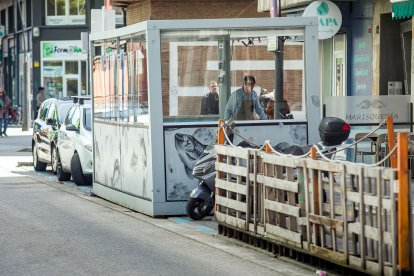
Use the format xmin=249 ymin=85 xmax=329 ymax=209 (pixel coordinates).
xmin=16 ymin=0 xmax=29 ymax=131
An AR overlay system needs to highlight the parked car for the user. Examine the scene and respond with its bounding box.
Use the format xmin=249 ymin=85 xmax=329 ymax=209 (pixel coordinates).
xmin=32 ymin=97 xmax=73 ymax=172
xmin=55 ymin=97 xmax=93 ymax=185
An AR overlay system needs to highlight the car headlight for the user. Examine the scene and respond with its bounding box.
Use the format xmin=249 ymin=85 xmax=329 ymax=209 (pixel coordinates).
xmin=84 ymin=144 xmax=93 ymax=152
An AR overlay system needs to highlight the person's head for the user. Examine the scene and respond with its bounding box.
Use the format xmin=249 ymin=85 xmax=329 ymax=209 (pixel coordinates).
xmin=209 ymin=81 xmax=218 ymax=94
xmin=38 ymin=87 xmax=44 ymax=93
xmin=242 ymin=75 xmax=255 ymax=94
xmin=0 ymin=89 xmax=5 ymax=97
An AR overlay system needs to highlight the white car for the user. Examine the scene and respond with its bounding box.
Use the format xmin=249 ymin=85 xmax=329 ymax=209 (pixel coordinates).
xmin=55 ymin=97 xmax=93 ymax=185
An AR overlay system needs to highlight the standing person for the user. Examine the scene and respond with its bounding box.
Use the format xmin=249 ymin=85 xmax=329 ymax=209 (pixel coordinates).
xmin=0 ymin=89 xmax=11 ymax=137
xmin=200 ymin=81 xmax=219 ymax=115
xmin=224 ymin=75 xmax=267 ymax=121
xmin=35 ymin=87 xmax=45 ymax=119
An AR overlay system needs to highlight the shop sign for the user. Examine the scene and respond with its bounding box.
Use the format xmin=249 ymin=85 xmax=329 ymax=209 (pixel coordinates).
xmin=303 ymin=0 xmax=342 ymax=40
xmin=41 ymin=40 xmax=87 ymax=60
xmin=325 ymin=95 xmax=413 ymax=124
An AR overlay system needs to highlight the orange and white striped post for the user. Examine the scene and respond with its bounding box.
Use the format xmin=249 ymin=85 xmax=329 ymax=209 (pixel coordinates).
xmin=387 ymin=115 xmax=397 ymax=168
xmin=397 ymin=132 xmax=411 ymax=274
xmin=216 ymin=119 xmax=225 ymax=213
xmin=311 ymin=146 xmax=320 ymax=245
xmin=217 ymin=119 xmax=225 ymax=145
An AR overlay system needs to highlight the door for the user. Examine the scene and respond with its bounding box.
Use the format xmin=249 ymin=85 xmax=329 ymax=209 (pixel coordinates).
xmin=35 ymin=101 xmax=51 ymax=161
xmin=59 ymin=105 xmax=76 ymax=169
xmin=63 ymin=61 xmax=80 ymax=97
xmin=60 ymin=106 xmax=80 ymax=170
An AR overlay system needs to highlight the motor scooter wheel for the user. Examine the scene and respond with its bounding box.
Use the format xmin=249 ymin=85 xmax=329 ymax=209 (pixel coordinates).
xmin=186 ymin=197 xmax=214 ymax=220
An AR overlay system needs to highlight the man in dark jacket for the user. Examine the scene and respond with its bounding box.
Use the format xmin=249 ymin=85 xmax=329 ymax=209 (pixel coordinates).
xmin=200 ymin=81 xmax=219 ymax=115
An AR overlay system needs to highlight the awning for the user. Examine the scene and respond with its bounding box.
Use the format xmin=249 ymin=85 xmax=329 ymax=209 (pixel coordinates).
xmin=392 ymin=0 xmax=414 ymax=19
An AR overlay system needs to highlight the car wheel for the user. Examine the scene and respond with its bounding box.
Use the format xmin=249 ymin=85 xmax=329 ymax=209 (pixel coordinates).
xmin=33 ymin=143 xmax=47 ymax=171
xmin=51 ymin=146 xmax=58 ymax=175
xmin=71 ymin=152 xmax=91 ymax=186
xmin=56 ymin=150 xmax=71 ymax=181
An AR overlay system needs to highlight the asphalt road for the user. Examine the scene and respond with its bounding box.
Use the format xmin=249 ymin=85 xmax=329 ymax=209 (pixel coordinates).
xmin=0 ymin=127 xmax=316 ymax=275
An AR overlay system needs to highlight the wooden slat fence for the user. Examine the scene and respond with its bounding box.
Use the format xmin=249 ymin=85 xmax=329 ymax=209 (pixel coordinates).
xmin=215 ymin=144 xmax=400 ymax=275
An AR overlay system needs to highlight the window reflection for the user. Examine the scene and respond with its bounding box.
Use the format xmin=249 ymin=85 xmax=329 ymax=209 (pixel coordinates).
xmin=160 ymin=29 xmax=305 ymax=122
xmin=92 ymin=33 xmax=148 ymax=124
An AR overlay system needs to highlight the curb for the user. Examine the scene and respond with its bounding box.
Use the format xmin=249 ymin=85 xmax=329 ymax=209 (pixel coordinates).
xmin=17 ymin=161 xmax=33 ymax=167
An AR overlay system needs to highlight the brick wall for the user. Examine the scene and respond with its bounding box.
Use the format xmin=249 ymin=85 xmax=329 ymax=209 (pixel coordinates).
xmin=126 ymin=1 xmax=152 ymax=25
xmin=126 ymin=0 xmax=267 ymax=23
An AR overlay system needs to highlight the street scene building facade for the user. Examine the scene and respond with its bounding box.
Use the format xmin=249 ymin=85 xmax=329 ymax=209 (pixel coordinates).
xmin=0 ymin=0 xmax=124 ymax=117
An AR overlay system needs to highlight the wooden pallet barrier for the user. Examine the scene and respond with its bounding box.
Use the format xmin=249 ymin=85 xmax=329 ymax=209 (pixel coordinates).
xmin=214 ymin=140 xmax=408 ymax=275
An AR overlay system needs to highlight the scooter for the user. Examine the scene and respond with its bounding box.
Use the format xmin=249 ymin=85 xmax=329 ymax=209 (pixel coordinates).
xmin=186 ymin=117 xmax=350 ymax=220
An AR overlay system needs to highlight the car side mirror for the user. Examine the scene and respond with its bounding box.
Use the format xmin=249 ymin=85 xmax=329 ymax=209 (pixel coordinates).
xmin=66 ymin=124 xmax=78 ymax=132
xmin=46 ymin=118 xmax=54 ymax=126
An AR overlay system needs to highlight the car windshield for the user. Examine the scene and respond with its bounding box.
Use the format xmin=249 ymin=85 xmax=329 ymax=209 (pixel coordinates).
xmin=84 ymin=108 xmax=91 ymax=131
xmin=58 ymin=102 xmax=73 ymax=125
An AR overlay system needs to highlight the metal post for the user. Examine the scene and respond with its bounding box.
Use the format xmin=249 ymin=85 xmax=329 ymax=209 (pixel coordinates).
xmin=218 ymin=37 xmax=230 ymax=118
xmin=410 ymin=102 xmax=413 ymax=133
xmin=397 ymin=132 xmax=411 ymax=274
xmin=16 ymin=0 xmax=29 ymax=131
xmin=274 ymin=37 xmax=284 ymax=119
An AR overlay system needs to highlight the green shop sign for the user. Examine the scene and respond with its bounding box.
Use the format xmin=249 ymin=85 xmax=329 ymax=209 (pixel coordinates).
xmin=303 ymin=0 xmax=342 ymax=40
xmin=41 ymin=40 xmax=87 ymax=59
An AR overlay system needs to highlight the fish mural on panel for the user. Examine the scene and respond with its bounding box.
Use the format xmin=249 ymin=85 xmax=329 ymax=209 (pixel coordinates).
xmin=174 ymin=133 xmax=207 ymax=177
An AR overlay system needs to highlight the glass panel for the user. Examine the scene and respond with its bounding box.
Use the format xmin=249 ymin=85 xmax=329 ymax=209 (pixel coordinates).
xmin=65 ymin=61 xmax=78 ymax=74
xmin=92 ymin=33 xmax=148 ymax=124
xmin=46 ymin=0 xmax=55 ymax=16
xmin=69 ymin=0 xmax=86 ymax=15
xmin=59 ymin=103 xmax=72 ymax=125
xmin=57 ymin=0 xmax=65 ymax=15
xmin=334 ymin=34 xmax=345 ymax=51
xmin=66 ymin=78 xmax=78 ymax=97
xmin=40 ymin=101 xmax=50 ymax=120
xmin=43 ymin=61 xmax=63 ymax=98
xmin=160 ymin=28 xmax=305 ymax=122
xmin=46 ymin=102 xmax=56 ymax=120
xmin=70 ymin=106 xmax=80 ymax=128
xmin=334 ymin=55 xmax=345 ymax=96
xmin=64 ymin=105 xmax=75 ymax=125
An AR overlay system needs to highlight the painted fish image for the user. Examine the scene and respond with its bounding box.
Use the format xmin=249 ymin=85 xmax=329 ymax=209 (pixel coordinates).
xmin=175 ymin=133 xmax=206 ymax=178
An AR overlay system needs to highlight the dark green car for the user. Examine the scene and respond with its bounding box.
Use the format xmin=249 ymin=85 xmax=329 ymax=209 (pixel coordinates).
xmin=32 ymin=97 xmax=72 ymax=173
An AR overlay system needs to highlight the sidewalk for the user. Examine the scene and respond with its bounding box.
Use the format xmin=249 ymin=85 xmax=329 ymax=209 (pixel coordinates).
xmin=0 ymin=126 xmax=32 ymax=158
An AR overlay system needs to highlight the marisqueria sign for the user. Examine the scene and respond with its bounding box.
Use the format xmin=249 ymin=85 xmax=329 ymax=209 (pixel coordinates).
xmin=325 ymin=95 xmax=413 ymax=124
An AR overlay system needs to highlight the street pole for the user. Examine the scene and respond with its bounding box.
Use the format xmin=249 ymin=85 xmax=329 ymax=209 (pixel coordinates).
xmin=16 ymin=0 xmax=29 ymax=131
xmin=274 ymin=37 xmax=284 ymax=119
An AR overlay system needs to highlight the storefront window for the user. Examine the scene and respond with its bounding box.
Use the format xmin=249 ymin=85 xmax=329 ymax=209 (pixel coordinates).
xmin=92 ymin=32 xmax=148 ymax=124
xmin=160 ymin=28 xmax=305 ymax=122
xmin=69 ymin=0 xmax=85 ymax=16
xmin=41 ymin=40 xmax=87 ymax=98
xmin=65 ymin=61 xmax=78 ymax=74
xmin=46 ymin=0 xmax=86 ymax=25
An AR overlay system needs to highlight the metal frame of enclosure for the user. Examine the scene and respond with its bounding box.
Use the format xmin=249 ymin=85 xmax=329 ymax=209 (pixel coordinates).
xmin=89 ymin=18 xmax=319 ymax=217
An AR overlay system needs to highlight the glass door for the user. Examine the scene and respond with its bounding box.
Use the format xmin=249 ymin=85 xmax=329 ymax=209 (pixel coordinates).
xmin=63 ymin=61 xmax=80 ymax=97
xmin=64 ymin=77 xmax=79 ymax=97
